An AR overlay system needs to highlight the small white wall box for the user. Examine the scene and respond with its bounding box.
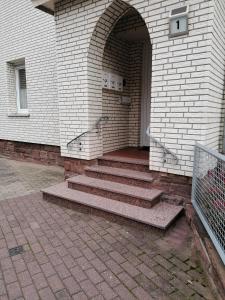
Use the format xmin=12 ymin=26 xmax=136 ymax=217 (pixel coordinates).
xmin=169 ymin=6 xmax=189 ymax=38
xmin=109 ymin=73 xmax=117 ymax=90
xmin=116 ymin=75 xmax=123 ymax=92
xmin=102 ymin=71 xmax=110 ymax=89
xmin=102 ymin=71 xmax=124 ymax=92
xmin=121 ymin=96 xmax=131 ymax=105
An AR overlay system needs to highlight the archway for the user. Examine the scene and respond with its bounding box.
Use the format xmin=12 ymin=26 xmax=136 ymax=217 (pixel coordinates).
xmin=87 ymin=0 xmax=152 ymax=156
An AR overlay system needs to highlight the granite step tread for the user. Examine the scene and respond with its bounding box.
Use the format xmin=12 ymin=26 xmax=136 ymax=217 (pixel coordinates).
xmin=99 ymin=155 xmax=149 ymax=166
xmin=42 ymin=182 xmax=183 ymax=229
xmin=68 ymin=175 xmax=162 ymax=203
xmin=85 ymin=165 xmax=154 ymax=182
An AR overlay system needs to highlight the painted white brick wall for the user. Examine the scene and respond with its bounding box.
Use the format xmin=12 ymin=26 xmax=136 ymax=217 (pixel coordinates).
xmin=0 ymin=0 xmax=59 ymax=146
xmin=2 ymin=0 xmax=224 ymax=177
xmin=102 ymin=34 xmax=130 ymax=154
xmin=55 ymin=0 xmax=225 ymax=177
xmin=206 ymin=0 xmax=225 ymax=152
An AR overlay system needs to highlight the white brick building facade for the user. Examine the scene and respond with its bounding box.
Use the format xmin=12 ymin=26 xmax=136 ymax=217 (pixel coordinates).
xmin=1 ymin=0 xmax=225 ymax=177
xmin=0 ymin=0 xmax=59 ymax=146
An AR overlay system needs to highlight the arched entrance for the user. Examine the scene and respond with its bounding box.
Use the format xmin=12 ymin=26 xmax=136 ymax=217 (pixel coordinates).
xmin=87 ymin=0 xmax=152 ymax=156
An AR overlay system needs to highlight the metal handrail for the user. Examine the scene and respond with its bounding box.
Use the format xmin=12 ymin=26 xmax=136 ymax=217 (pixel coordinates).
xmin=67 ymin=116 xmax=109 ymax=148
xmin=146 ymin=126 xmax=178 ymax=164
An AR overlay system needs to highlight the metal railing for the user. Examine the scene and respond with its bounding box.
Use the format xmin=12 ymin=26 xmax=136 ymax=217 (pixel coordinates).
xmin=192 ymin=143 xmax=225 ymax=265
xmin=146 ymin=126 xmax=178 ymax=164
xmin=67 ymin=116 xmax=109 ymax=148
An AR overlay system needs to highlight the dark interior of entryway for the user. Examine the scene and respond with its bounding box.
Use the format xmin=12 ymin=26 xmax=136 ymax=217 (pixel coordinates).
xmin=101 ymin=7 xmax=152 ymax=155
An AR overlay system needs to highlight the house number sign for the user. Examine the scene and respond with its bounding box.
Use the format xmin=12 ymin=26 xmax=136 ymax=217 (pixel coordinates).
xmin=169 ymin=5 xmax=189 ymax=38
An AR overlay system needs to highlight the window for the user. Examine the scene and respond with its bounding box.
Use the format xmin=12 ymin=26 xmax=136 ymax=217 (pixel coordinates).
xmin=15 ymin=65 xmax=28 ymax=113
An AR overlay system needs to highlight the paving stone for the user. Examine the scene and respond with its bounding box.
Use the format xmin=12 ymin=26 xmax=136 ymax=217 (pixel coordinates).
xmin=95 ymin=248 xmax=111 ymax=261
xmin=151 ymin=276 xmax=176 ymax=294
xmin=3 ymin=268 xmax=17 ymax=284
xmin=0 ymin=280 xmax=6 ymax=296
xmin=72 ymin=292 xmax=88 ymax=300
xmin=106 ymin=259 xmax=123 ymax=275
xmin=101 ymin=270 xmax=120 ymax=288
xmin=27 ymin=261 xmax=42 ymax=276
xmin=134 ymin=273 xmax=157 ymax=291
xmin=113 ymin=284 xmax=136 ymax=300
xmin=41 ymin=262 xmax=56 ymax=278
xmin=13 ymin=259 xmax=27 ymax=273
xmin=190 ymin=281 xmax=214 ymax=300
xmin=55 ymin=289 xmax=71 ymax=300
xmin=0 ymin=257 xmax=13 ymax=271
xmin=0 ymin=158 xmax=215 ymax=300
xmin=47 ymin=274 xmax=64 ymax=293
xmin=170 ymin=256 xmax=190 ymax=272
xmin=153 ymin=255 xmax=174 ymax=270
xmin=132 ymin=286 xmax=154 ymax=300
xmin=117 ymin=272 xmax=138 ymax=290
xmin=76 ymin=256 xmax=92 ymax=271
xmin=80 ymin=279 xmax=99 ymax=298
xmin=86 ymin=268 xmax=103 ymax=285
xmin=55 ymin=263 xmax=71 ymax=280
xmin=70 ymin=266 xmax=87 ymax=283
xmin=121 ymin=261 xmax=140 ymax=277
xmin=63 ymin=276 xmax=80 ymax=295
xmin=18 ymin=270 xmax=32 ymax=287
xmin=109 ymin=250 xmax=126 ymax=264
xmin=7 ymin=282 xmax=23 ymax=300
xmin=91 ymin=258 xmax=107 ymax=273
xmin=138 ymin=254 xmax=158 ymax=268
xmin=171 ymin=266 xmax=191 ymax=283
xmin=153 ymin=264 xmax=174 ymax=281
xmin=123 ymin=251 xmax=141 ymax=266
xmin=39 ymin=287 xmax=56 ymax=300
xmin=137 ymin=263 xmax=157 ymax=279
xmin=22 ymin=285 xmax=39 ymax=300
xmin=170 ymin=290 xmax=187 ymax=300
xmin=91 ymin=295 xmax=105 ymax=300
xmin=170 ymin=277 xmax=195 ymax=297
xmin=149 ymin=288 xmax=168 ymax=300
xmin=190 ymin=293 xmax=204 ymax=300
xmin=97 ymin=281 xmax=117 ymax=299
xmin=0 ymin=157 xmax=64 ymax=201
xmin=32 ymin=272 xmax=48 ymax=290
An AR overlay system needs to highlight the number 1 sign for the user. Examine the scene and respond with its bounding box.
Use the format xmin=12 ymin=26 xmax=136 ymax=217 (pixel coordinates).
xmin=169 ymin=6 xmax=189 ymax=38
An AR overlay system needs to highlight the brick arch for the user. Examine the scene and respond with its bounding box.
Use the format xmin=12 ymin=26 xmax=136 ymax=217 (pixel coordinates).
xmin=87 ymin=0 xmax=151 ymax=79
xmin=87 ymin=0 xmax=151 ymax=155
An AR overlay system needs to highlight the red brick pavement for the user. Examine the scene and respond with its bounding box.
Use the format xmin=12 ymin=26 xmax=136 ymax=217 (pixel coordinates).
xmin=0 ymin=193 xmax=214 ymax=300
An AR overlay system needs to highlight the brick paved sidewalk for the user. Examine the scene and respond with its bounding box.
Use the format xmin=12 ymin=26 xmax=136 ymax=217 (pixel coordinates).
xmin=0 ymin=156 xmax=64 ymax=201
xmin=0 ymin=192 xmax=214 ymax=300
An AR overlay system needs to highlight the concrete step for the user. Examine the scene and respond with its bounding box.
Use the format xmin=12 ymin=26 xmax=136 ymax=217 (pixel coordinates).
xmin=42 ymin=182 xmax=183 ymax=230
xmin=67 ymin=175 xmax=162 ymax=209
xmin=98 ymin=155 xmax=149 ymax=172
xmin=85 ymin=165 xmax=154 ymax=188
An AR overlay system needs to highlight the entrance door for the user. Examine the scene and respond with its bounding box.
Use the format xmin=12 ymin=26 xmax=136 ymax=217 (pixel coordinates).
xmin=140 ymin=41 xmax=151 ymax=147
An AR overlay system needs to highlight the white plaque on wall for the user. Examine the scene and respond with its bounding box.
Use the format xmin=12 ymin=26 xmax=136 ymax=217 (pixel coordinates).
xmin=117 ymin=75 xmax=123 ymax=92
xmin=169 ymin=6 xmax=189 ymax=38
xmin=102 ymin=71 xmax=123 ymax=92
xmin=102 ymin=71 xmax=109 ymax=89
xmin=109 ymin=73 xmax=117 ymax=90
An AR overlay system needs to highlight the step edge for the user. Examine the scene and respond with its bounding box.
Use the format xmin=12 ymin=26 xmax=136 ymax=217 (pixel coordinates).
xmin=99 ymin=156 xmax=149 ymax=166
xmin=42 ymin=186 xmax=183 ymax=229
xmin=68 ymin=176 xmax=163 ymax=202
xmin=85 ymin=166 xmax=154 ymax=182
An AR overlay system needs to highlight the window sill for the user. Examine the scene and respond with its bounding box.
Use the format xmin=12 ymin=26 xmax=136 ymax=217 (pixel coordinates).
xmin=8 ymin=113 xmax=30 ymax=118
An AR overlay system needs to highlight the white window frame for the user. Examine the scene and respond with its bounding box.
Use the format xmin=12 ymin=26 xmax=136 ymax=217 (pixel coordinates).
xmin=15 ymin=65 xmax=28 ymax=114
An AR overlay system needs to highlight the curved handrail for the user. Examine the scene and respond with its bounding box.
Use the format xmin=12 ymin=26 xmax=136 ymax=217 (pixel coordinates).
xmin=67 ymin=116 xmax=109 ymax=148
xmin=146 ymin=126 xmax=178 ymax=163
